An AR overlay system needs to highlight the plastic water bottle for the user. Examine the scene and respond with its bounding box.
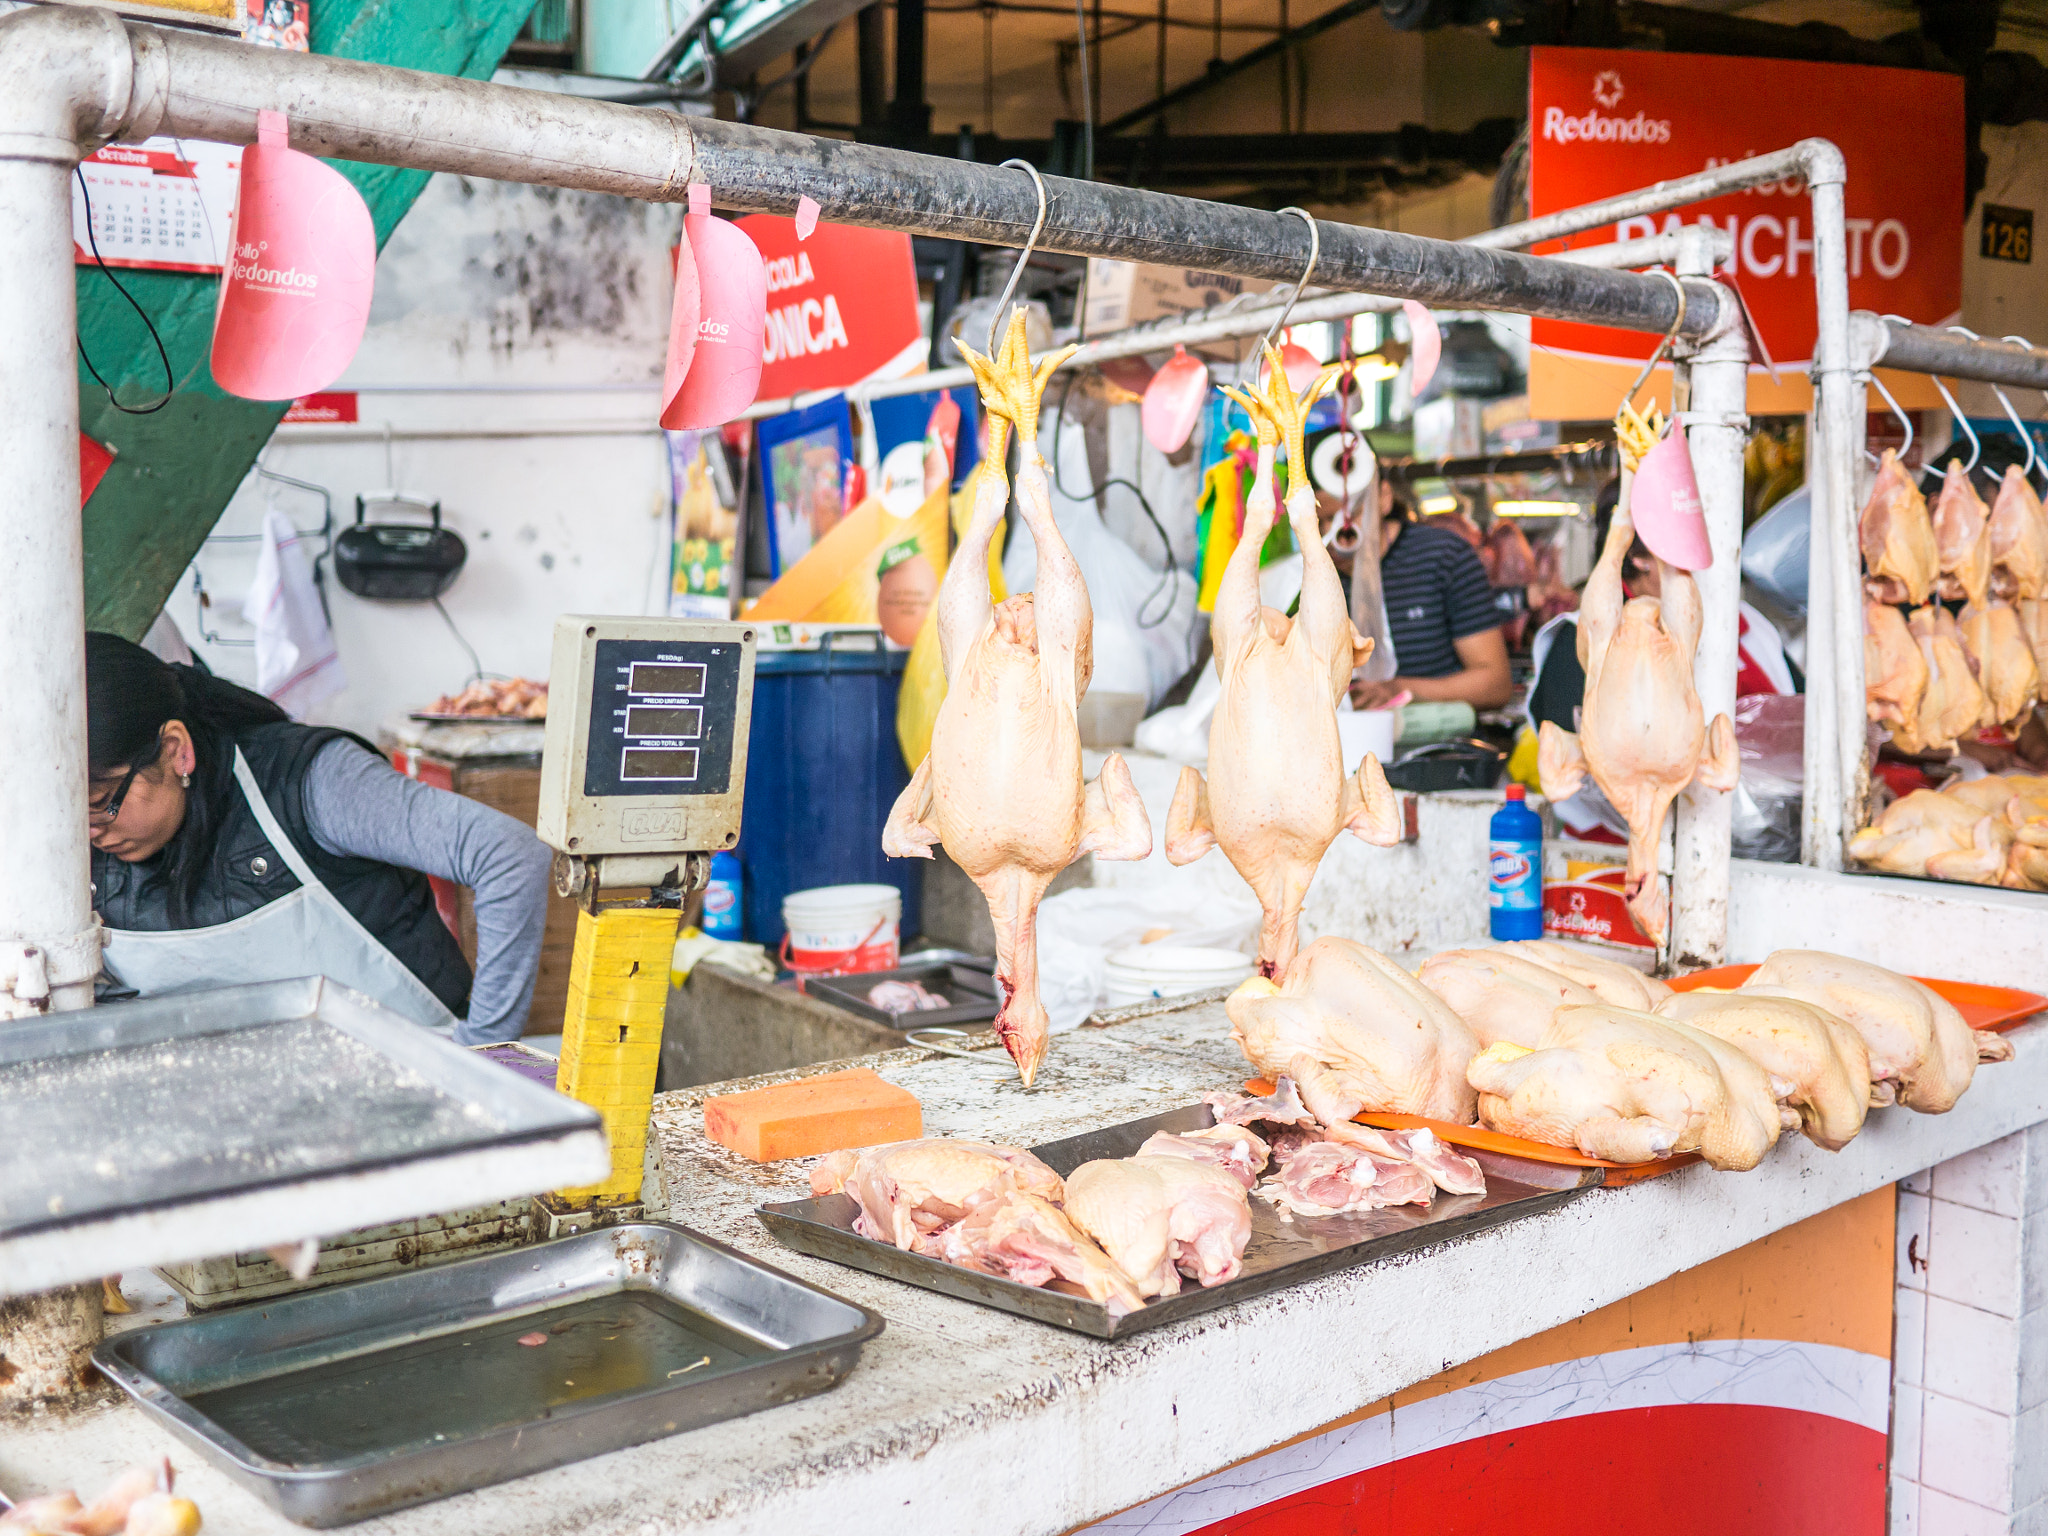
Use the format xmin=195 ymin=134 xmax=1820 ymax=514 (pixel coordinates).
xmin=702 ymin=851 xmax=743 ymax=939
xmin=1488 ymin=785 xmax=1544 ymax=940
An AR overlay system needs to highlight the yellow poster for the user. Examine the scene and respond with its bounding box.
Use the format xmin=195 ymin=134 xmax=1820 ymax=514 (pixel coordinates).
xmin=744 ymin=482 xmax=950 ymax=641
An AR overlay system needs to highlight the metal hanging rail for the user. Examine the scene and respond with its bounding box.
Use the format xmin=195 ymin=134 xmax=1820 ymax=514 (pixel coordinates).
xmin=1850 ymin=317 xmax=2048 ymax=391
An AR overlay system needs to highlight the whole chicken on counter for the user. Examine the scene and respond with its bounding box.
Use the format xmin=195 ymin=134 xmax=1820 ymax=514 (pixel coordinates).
xmin=1227 ymin=936 xmax=1480 ymax=1125
xmin=1496 ymin=939 xmax=1672 ymax=1010
xmin=1164 ymin=346 xmax=1402 ymax=976
xmin=883 ymin=311 xmax=1153 ymax=1086
xmin=1467 ymin=1004 xmax=1795 ymax=1170
xmin=1849 ymin=772 xmax=2048 ymax=889
xmin=1652 ymin=991 xmax=1874 ymax=1150
xmin=1538 ymin=410 xmax=1738 ymax=947
xmin=1740 ymin=950 xmax=2013 ymax=1114
xmin=1417 ymin=947 xmax=1603 ymax=1048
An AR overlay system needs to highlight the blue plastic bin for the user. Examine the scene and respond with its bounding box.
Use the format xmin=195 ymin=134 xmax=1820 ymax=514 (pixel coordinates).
xmin=738 ymin=631 xmax=922 ymax=951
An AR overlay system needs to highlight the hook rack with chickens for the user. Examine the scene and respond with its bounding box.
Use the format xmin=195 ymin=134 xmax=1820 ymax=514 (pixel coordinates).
xmin=1927 ymin=373 xmax=1983 ymax=477
xmin=1859 ymin=371 xmax=1915 ymax=468
xmin=1947 ymin=328 xmax=2040 ymax=482
xmin=1617 ymin=270 xmax=1688 ymax=420
xmin=1250 ymin=206 xmax=1321 ymax=379
xmin=2000 ymin=338 xmax=2048 ymax=455
xmin=985 ymin=158 xmax=1050 ymax=358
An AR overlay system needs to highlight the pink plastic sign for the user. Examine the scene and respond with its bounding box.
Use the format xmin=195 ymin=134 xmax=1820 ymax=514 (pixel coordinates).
xmin=666 ymin=183 xmax=767 ymax=430
xmin=1403 ymin=300 xmax=1441 ymax=397
xmin=1141 ymin=344 xmax=1207 ymax=454
xmin=659 ymin=230 xmax=702 ymax=430
xmin=210 ymin=111 xmax=375 ymax=401
xmin=1261 ymin=342 xmax=1323 ymax=397
xmin=1629 ymin=428 xmax=1713 ymax=571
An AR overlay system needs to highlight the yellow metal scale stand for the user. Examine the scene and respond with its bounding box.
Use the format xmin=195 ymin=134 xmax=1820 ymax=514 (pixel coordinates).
xmin=532 ymin=616 xmax=758 ymax=1237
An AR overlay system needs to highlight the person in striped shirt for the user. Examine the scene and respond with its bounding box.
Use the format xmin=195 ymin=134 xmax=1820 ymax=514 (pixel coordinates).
xmin=1348 ymin=487 xmax=1512 ymax=710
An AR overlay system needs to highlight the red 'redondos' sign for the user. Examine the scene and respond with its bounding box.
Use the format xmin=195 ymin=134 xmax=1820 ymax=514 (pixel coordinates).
xmin=1528 ymin=47 xmax=1964 ymax=372
xmin=737 ymin=216 xmax=924 ymax=400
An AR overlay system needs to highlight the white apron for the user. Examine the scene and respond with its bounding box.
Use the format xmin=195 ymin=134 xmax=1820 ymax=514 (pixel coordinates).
xmin=100 ymin=749 xmax=458 ymax=1031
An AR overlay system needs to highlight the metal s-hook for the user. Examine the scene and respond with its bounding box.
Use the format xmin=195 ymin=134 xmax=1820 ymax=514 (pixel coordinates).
xmin=2001 ymin=337 xmax=2048 ymax=469
xmin=987 ymin=158 xmax=1051 ymax=355
xmin=1928 ymin=374 xmax=1981 ymax=476
xmin=1946 ymin=324 xmax=2036 ymax=481
xmin=1859 ymin=371 xmax=1914 ymax=466
xmin=1256 ymin=206 xmax=1321 ymax=366
xmin=1619 ymin=269 xmax=1688 ymax=416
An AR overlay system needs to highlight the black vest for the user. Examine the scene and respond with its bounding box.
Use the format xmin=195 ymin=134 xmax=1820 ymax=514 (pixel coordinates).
xmin=93 ymin=722 xmax=473 ymax=1018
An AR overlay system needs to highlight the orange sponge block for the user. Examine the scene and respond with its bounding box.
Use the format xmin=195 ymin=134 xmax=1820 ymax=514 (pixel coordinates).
xmin=703 ymin=1067 xmax=922 ymax=1163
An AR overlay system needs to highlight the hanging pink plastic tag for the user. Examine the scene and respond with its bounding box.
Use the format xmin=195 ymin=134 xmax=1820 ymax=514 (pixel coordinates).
xmin=1403 ymin=299 xmax=1441 ymax=396
xmin=666 ymin=183 xmax=767 ymax=430
xmin=1141 ymin=343 xmax=1208 ymax=454
xmin=794 ymin=195 xmax=821 ymax=240
xmin=1630 ymin=428 xmax=1714 ymax=571
xmin=210 ymin=111 xmax=376 ymax=401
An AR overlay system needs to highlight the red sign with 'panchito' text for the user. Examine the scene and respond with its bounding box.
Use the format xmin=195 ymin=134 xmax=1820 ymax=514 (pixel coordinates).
xmin=1528 ymin=47 xmax=1963 ymax=373
xmin=736 ymin=216 xmax=925 ymax=401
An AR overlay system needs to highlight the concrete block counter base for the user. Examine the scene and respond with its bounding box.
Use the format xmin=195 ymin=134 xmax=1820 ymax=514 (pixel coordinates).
xmin=1 ymin=993 xmax=2041 ymax=1536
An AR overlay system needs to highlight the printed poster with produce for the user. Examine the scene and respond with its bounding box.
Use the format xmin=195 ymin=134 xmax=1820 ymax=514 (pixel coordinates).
xmin=743 ymin=483 xmax=949 ymax=643
xmin=667 ymin=430 xmax=737 ymax=620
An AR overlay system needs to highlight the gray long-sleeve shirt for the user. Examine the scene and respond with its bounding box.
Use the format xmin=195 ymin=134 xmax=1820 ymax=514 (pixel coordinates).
xmin=304 ymin=740 xmax=553 ymax=1045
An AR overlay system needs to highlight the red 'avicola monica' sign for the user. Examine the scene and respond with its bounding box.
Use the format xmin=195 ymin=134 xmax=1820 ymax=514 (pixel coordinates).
xmin=736 ymin=215 xmax=925 ymax=401
xmin=1528 ymin=47 xmax=1963 ymax=378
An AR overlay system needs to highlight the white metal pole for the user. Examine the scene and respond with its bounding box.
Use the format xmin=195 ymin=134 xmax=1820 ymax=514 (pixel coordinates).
xmin=1669 ymin=243 xmax=1749 ymax=969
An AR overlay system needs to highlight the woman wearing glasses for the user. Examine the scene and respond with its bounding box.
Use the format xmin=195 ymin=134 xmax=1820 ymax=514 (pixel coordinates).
xmin=85 ymin=631 xmax=553 ymax=1044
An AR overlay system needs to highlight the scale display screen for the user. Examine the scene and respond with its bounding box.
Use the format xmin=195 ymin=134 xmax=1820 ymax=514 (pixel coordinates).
xmin=581 ymin=639 xmax=743 ymax=799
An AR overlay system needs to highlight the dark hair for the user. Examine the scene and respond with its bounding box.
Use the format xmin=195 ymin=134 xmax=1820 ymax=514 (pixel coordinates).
xmin=86 ymin=631 xmax=290 ymax=922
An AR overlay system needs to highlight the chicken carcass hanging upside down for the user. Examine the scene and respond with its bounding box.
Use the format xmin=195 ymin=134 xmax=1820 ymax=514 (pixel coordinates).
xmin=1164 ymin=346 xmax=1402 ymax=974
xmin=883 ymin=312 xmax=1153 ymax=1085
xmin=1537 ymin=416 xmax=1738 ymax=948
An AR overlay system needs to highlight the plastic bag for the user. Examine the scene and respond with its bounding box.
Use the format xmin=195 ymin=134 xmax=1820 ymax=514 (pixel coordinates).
xmin=1132 ymin=660 xmax=1222 ymax=765
xmin=1729 ymin=691 xmax=1804 ymax=863
xmin=1740 ymin=485 xmax=1810 ymax=618
xmin=1003 ymin=409 xmax=1200 ymax=708
xmin=1033 ymin=881 xmax=1261 ymax=1033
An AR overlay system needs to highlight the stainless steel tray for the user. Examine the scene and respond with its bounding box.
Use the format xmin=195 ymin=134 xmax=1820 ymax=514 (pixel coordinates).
xmin=757 ymin=1105 xmax=1602 ymax=1339
xmin=802 ymin=961 xmax=1001 ymax=1029
xmin=95 ymin=1222 xmax=883 ymax=1528
xmin=0 ymin=977 xmax=607 ymax=1297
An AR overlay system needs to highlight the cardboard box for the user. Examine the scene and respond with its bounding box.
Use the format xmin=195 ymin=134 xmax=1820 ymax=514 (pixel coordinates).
xmin=1083 ymin=258 xmax=1277 ymax=359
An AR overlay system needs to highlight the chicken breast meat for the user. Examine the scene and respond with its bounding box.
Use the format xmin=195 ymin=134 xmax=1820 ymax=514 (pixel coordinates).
xmin=882 ymin=311 xmax=1153 ymax=1086
xmin=1163 ymin=346 xmax=1402 ymax=977
xmin=1653 ymin=991 xmax=1873 ymax=1151
xmin=1259 ymin=1137 xmax=1436 ymax=1217
xmin=1064 ymin=1155 xmax=1253 ymax=1296
xmin=1467 ymin=1004 xmax=1795 ymax=1170
xmin=1741 ymin=950 xmax=2013 ymax=1114
xmin=810 ymin=1138 xmax=1064 ymax=1252
xmin=1137 ymin=1124 xmax=1270 ymax=1189
xmin=930 ymin=1188 xmax=1148 ymax=1314
xmin=1228 ymin=936 xmax=1481 ymax=1126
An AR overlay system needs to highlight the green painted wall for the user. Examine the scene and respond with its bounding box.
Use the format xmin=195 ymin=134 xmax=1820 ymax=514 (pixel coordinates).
xmin=79 ymin=0 xmax=538 ymax=639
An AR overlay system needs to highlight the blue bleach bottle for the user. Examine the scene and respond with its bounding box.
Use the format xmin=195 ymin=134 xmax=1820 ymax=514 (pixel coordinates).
xmin=1488 ymin=785 xmax=1544 ymax=940
xmin=702 ymin=851 xmax=743 ymax=939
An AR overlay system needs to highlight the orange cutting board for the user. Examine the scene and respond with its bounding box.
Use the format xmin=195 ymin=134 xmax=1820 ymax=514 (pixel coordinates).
xmin=1667 ymin=966 xmax=2047 ymax=1031
xmin=1240 ymin=1078 xmax=1698 ymax=1186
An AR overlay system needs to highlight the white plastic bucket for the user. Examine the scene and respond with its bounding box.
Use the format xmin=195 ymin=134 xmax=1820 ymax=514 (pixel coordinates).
xmin=1103 ymin=944 xmax=1254 ymax=1007
xmin=781 ymin=884 xmax=901 ymax=977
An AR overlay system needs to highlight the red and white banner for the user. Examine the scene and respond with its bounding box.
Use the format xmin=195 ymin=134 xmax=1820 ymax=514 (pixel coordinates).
xmin=736 ymin=216 xmax=925 ymax=400
xmin=1528 ymin=47 xmax=1963 ymax=414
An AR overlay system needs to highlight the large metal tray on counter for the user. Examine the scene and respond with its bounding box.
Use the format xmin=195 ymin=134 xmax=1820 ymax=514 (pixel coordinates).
xmin=802 ymin=958 xmax=1000 ymax=1029
xmin=757 ymin=1105 xmax=1602 ymax=1340
xmin=95 ymin=1222 xmax=883 ymax=1528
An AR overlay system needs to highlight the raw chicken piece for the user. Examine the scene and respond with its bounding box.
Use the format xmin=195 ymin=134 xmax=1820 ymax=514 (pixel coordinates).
xmin=810 ymin=1138 xmax=1063 ymax=1251
xmin=1228 ymin=937 xmax=1481 ymax=1125
xmin=1990 ymin=465 xmax=2048 ymax=600
xmin=883 ymin=311 xmax=1153 ymax=1085
xmin=1944 ymin=771 xmax=2048 ymax=815
xmin=1203 ymin=1074 xmax=1318 ymax=1130
xmin=0 ymin=1493 xmax=88 ymax=1533
xmin=1859 ymin=449 xmax=1939 ymax=605
xmin=1137 ymin=1124 xmax=1270 ymax=1189
xmin=1064 ymin=1155 xmax=1253 ymax=1294
xmin=1417 ymin=947 xmax=1602 ymax=1048
xmin=1537 ymin=449 xmax=1738 ymax=947
xmin=2017 ymin=598 xmax=2048 ymax=687
xmin=1654 ymin=991 xmax=1873 ymax=1150
xmin=1931 ymin=462 xmax=1994 ymax=607
xmin=867 ymin=979 xmax=950 ymax=1013
xmin=1958 ymin=601 xmax=2040 ymax=730
xmin=1865 ymin=599 xmax=1930 ymax=743
xmin=932 ymin=1189 xmax=1148 ymax=1313
xmin=1323 ymin=1120 xmax=1486 ymax=1194
xmin=2005 ymin=840 xmax=2048 ymax=891
xmin=1164 ymin=347 xmax=1402 ymax=975
xmin=1848 ymin=789 xmax=2009 ymax=884
xmin=1906 ymin=604 xmax=1987 ymax=753
xmin=0 ymin=1461 xmax=187 ymax=1536
xmin=1742 ymin=950 xmax=2013 ymax=1114
xmin=1468 ymin=1005 xmax=1793 ymax=1170
xmin=1496 ymin=940 xmax=1672 ymax=1011
xmin=1259 ymin=1137 xmax=1434 ymax=1216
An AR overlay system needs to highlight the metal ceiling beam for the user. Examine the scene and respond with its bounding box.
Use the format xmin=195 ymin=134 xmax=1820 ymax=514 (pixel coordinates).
xmin=1098 ymin=0 xmax=1374 ymax=135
